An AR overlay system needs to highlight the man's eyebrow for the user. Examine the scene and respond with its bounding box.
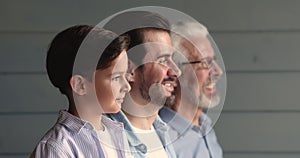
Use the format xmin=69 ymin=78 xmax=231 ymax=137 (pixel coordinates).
xmin=156 ymin=54 xmax=171 ymax=59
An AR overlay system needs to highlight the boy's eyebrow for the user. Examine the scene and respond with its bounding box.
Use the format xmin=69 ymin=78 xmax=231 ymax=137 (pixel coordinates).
xmin=111 ymin=71 xmax=127 ymax=75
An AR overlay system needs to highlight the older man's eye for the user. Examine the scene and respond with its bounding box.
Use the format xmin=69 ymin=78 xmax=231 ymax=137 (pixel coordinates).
xmin=203 ymin=56 xmax=217 ymax=69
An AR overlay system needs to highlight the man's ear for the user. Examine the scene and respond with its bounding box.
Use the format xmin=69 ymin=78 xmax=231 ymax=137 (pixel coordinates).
xmin=127 ymin=60 xmax=137 ymax=82
xmin=69 ymin=75 xmax=88 ymax=96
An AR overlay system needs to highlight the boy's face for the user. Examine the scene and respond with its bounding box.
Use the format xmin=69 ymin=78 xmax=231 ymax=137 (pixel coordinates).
xmin=93 ymin=50 xmax=131 ymax=113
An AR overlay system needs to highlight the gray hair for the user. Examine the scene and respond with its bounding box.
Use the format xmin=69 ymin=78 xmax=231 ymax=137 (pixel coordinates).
xmin=171 ymin=21 xmax=209 ymax=58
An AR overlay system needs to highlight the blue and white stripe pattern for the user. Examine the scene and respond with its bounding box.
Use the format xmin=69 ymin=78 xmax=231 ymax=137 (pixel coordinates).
xmin=30 ymin=110 xmax=127 ymax=158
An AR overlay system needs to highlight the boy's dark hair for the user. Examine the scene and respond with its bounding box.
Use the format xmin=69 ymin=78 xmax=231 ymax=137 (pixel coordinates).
xmin=46 ymin=25 xmax=129 ymax=95
xmin=103 ymin=11 xmax=170 ymax=66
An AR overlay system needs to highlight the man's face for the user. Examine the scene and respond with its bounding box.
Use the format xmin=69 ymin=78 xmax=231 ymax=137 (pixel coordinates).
xmin=131 ymin=30 xmax=181 ymax=106
xmin=181 ymin=36 xmax=223 ymax=108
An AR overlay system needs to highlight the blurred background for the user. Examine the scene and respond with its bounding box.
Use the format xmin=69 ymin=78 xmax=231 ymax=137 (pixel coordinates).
xmin=1 ymin=0 xmax=300 ymax=158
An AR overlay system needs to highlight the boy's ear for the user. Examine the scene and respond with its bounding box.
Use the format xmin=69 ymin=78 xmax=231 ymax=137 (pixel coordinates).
xmin=127 ymin=60 xmax=137 ymax=82
xmin=69 ymin=75 xmax=88 ymax=96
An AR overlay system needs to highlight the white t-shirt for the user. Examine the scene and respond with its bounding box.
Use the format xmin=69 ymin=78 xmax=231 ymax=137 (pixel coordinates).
xmin=96 ymin=125 xmax=118 ymax=158
xmin=132 ymin=125 xmax=168 ymax=158
xmin=96 ymin=125 xmax=134 ymax=158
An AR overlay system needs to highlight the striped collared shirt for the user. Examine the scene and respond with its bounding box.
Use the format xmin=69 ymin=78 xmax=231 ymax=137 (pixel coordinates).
xmin=30 ymin=110 xmax=127 ymax=158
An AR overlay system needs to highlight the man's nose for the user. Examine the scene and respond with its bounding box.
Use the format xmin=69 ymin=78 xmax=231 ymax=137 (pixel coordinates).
xmin=167 ymin=60 xmax=182 ymax=77
xmin=210 ymin=61 xmax=223 ymax=79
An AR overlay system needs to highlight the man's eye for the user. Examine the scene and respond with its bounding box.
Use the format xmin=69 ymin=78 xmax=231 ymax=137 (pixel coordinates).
xmin=157 ymin=57 xmax=168 ymax=65
xmin=125 ymin=73 xmax=133 ymax=81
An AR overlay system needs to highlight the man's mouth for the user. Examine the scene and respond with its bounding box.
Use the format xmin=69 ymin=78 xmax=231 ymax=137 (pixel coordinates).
xmin=204 ymin=82 xmax=216 ymax=93
xmin=163 ymin=83 xmax=174 ymax=92
xmin=162 ymin=81 xmax=177 ymax=96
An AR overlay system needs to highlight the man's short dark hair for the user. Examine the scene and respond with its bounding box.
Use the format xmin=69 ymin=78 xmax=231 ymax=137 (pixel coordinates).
xmin=103 ymin=11 xmax=170 ymax=66
xmin=46 ymin=25 xmax=129 ymax=95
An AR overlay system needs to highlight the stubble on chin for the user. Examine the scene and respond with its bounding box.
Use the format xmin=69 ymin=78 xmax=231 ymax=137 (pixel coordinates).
xmin=199 ymin=91 xmax=220 ymax=108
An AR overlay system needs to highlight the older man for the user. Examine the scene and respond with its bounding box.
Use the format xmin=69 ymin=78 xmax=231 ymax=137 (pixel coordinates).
xmin=159 ymin=22 xmax=224 ymax=158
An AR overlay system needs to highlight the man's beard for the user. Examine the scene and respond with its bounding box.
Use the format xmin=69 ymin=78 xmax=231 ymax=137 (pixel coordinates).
xmin=139 ymin=83 xmax=167 ymax=106
xmin=165 ymin=90 xmax=176 ymax=107
xmin=199 ymin=90 xmax=220 ymax=108
xmin=164 ymin=83 xmax=221 ymax=109
xmin=138 ymin=73 xmax=170 ymax=106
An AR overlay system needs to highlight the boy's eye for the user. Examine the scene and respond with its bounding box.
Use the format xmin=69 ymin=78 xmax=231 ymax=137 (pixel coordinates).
xmin=112 ymin=76 xmax=120 ymax=81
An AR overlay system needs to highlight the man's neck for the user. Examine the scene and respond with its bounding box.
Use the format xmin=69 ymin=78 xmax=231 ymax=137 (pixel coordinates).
xmin=193 ymin=107 xmax=202 ymax=125
xmin=172 ymin=99 xmax=202 ymax=126
xmin=122 ymin=92 xmax=162 ymax=129
xmin=124 ymin=110 xmax=158 ymax=130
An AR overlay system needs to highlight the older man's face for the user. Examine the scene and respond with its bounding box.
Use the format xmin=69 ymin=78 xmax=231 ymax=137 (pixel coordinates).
xmin=180 ymin=36 xmax=223 ymax=108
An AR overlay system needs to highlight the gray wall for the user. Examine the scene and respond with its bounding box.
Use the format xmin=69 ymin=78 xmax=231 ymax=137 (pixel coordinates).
xmin=1 ymin=0 xmax=300 ymax=157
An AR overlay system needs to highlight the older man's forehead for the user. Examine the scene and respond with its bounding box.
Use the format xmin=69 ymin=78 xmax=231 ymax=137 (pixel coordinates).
xmin=182 ymin=36 xmax=215 ymax=59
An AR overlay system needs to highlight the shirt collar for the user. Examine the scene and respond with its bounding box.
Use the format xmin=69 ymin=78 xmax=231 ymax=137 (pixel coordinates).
xmin=58 ymin=110 xmax=124 ymax=134
xmin=57 ymin=110 xmax=93 ymax=134
xmin=153 ymin=115 xmax=168 ymax=132
xmin=107 ymin=111 xmax=144 ymax=147
xmin=101 ymin=115 xmax=124 ymax=132
xmin=199 ymin=112 xmax=213 ymax=134
xmin=107 ymin=111 xmax=169 ymax=146
xmin=159 ymin=107 xmax=193 ymax=136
